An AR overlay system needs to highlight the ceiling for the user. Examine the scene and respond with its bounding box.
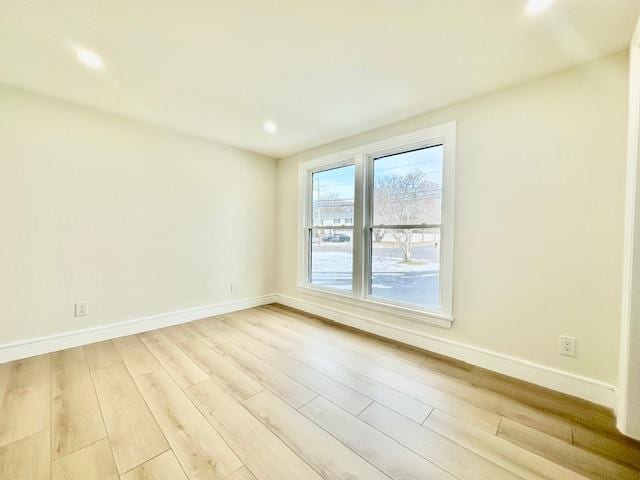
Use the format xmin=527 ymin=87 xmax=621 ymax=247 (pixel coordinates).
xmin=1 ymin=1 xmax=638 ymax=158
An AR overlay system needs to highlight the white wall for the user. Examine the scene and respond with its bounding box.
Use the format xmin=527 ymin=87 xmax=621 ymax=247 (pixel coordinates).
xmin=619 ymin=21 xmax=640 ymax=438
xmin=0 ymin=52 xmax=630 ymax=408
xmin=0 ymin=84 xmax=276 ymax=346
xmin=276 ymin=52 xmax=628 ymax=390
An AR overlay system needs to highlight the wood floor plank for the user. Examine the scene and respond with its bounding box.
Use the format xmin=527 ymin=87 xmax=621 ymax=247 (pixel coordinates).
xmin=156 ymin=325 xmax=195 ymax=344
xmin=199 ymin=316 xmax=259 ymax=346
xmin=135 ymin=370 xmax=242 ymax=480
xmin=177 ymin=339 xmax=263 ymax=401
xmin=221 ymin=315 xmax=296 ymax=352
xmin=83 ymin=341 xmax=123 ymax=370
xmin=244 ymin=310 xmax=341 ymax=357
xmin=415 ymin=344 xmax=620 ymax=436
xmin=214 ymin=340 xmax=316 ymax=408
xmin=186 ymin=379 xmax=323 ymax=480
xmin=335 ymin=332 xmax=428 ymax=368
xmin=51 ymin=348 xmax=106 ymax=459
xmin=270 ymin=305 xmax=628 ymax=441
xmin=0 ymin=361 xmax=12 ymax=407
xmin=199 ymin=316 xmax=248 ymax=343
xmin=350 ymin=347 xmax=572 ymax=441
xmin=290 ymin=348 xmax=434 ymax=423
xmin=120 ymin=450 xmax=188 ymax=480
xmin=244 ymin=390 xmax=391 ymax=480
xmin=261 ymin=305 xmax=427 ymax=366
xmin=240 ymin=308 xmax=352 ymax=357
xmin=225 ymin=466 xmax=257 ymax=480
xmin=497 ymin=417 xmax=638 ymax=480
xmin=0 ymin=430 xmax=50 ymax=480
xmin=249 ymin=343 xmax=374 ymax=416
xmin=0 ymin=354 xmax=50 ymax=447
xmin=332 ymin=350 xmax=501 ymax=433
xmin=359 ymin=402 xmax=522 ymax=480
xmin=51 ymin=437 xmax=118 ymax=480
xmin=424 ymin=410 xmax=588 ymax=480
xmin=227 ymin=313 xmax=433 ymax=422
xmin=113 ymin=335 xmax=162 ymax=377
xmin=572 ymin=424 xmax=640 ymax=470
xmin=181 ymin=320 xmax=229 ymax=347
xmin=52 ymin=346 xmax=85 ymax=365
xmin=300 ymin=396 xmax=455 ymax=480
xmin=140 ymin=333 xmax=208 ymax=388
xmin=91 ymin=362 xmax=169 ymax=473
xmin=219 ymin=321 xmax=373 ymax=415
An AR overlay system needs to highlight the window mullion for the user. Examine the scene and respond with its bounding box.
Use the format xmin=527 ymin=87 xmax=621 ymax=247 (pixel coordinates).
xmin=352 ymin=153 xmax=365 ymax=298
xmin=305 ymin=227 xmax=311 ymax=284
xmin=363 ymin=154 xmax=374 ymax=299
xmin=305 ymin=170 xmax=313 ymax=284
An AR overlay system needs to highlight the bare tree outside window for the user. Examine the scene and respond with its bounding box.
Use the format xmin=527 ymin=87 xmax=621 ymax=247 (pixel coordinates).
xmin=370 ymin=145 xmax=444 ymax=308
xmin=374 ymin=169 xmax=441 ymax=262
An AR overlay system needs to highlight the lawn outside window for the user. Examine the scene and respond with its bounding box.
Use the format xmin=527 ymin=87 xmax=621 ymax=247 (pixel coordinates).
xmin=297 ymin=123 xmax=455 ymax=328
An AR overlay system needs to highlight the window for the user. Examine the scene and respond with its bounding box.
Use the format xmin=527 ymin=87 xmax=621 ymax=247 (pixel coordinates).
xmin=369 ymin=146 xmax=443 ymax=310
xmin=308 ymin=164 xmax=355 ymax=291
xmin=299 ymin=123 xmax=455 ymax=326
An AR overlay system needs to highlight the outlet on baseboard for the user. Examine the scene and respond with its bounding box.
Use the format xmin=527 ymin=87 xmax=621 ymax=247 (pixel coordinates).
xmin=75 ymin=301 xmax=89 ymax=317
xmin=559 ymin=335 xmax=576 ymax=356
xmin=230 ymin=283 xmax=237 ymax=294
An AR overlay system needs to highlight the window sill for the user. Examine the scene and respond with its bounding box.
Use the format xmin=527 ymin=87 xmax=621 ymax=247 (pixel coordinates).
xmin=296 ymin=285 xmax=454 ymax=330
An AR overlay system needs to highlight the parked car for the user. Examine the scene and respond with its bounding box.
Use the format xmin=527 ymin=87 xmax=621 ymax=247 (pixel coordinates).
xmin=322 ymin=233 xmax=350 ymax=242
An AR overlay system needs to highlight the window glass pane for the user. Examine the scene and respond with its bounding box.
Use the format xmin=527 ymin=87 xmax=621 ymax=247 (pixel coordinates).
xmin=312 ymin=165 xmax=355 ymax=226
xmin=370 ymin=227 xmax=440 ymax=310
xmin=310 ymin=228 xmax=353 ymax=291
xmin=373 ymin=145 xmax=443 ymax=226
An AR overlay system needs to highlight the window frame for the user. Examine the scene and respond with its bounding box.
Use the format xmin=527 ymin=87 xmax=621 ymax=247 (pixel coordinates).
xmin=297 ymin=122 xmax=456 ymax=328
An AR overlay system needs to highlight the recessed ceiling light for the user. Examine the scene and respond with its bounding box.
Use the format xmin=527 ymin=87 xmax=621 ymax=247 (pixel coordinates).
xmin=74 ymin=47 xmax=104 ymax=70
xmin=264 ymin=121 xmax=278 ymax=134
xmin=525 ymin=0 xmax=554 ymax=15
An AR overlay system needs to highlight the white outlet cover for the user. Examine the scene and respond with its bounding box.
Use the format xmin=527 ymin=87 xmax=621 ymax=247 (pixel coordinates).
xmin=75 ymin=301 xmax=88 ymax=317
xmin=559 ymin=335 xmax=576 ymax=356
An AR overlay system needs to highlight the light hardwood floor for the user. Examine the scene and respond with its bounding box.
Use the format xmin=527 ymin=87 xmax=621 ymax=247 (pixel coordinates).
xmin=1 ymin=304 xmax=639 ymax=480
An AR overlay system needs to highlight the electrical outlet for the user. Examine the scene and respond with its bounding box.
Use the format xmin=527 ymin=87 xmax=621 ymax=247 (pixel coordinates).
xmin=559 ymin=335 xmax=576 ymax=356
xmin=75 ymin=301 xmax=89 ymax=317
xmin=230 ymin=283 xmax=237 ymax=294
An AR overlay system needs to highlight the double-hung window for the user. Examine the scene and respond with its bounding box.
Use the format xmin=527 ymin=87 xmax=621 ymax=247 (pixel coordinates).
xmin=299 ymin=123 xmax=455 ymax=327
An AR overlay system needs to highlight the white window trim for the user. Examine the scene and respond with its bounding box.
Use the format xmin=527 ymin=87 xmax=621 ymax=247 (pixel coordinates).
xmin=297 ymin=122 xmax=456 ymax=329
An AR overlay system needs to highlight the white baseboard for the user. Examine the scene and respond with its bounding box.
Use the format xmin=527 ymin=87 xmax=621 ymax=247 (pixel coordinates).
xmin=1 ymin=291 xmax=617 ymax=409
xmin=0 ymin=294 xmax=278 ymax=363
xmin=274 ymin=293 xmax=617 ymax=409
